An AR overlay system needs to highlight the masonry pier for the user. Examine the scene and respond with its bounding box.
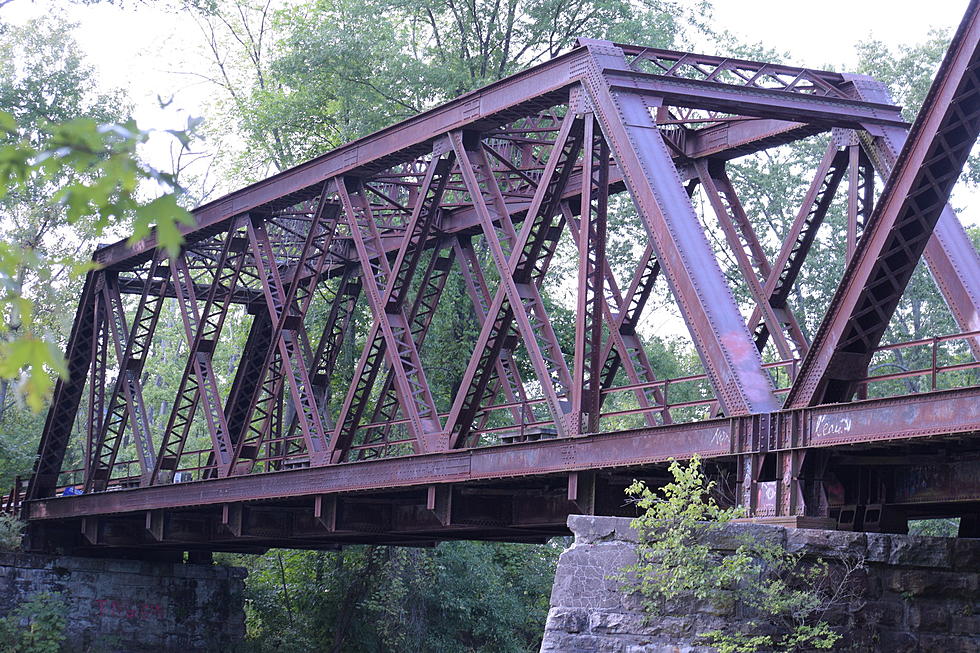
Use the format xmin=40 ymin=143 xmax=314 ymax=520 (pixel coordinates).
xmin=0 ymin=552 xmax=245 ymax=652
xmin=542 ymin=516 xmax=980 ymax=652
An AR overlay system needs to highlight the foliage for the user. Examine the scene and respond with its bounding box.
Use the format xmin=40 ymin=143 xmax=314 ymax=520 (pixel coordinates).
xmin=0 ymin=592 xmax=68 ymax=653
xmin=624 ymin=457 xmax=862 ymax=652
xmin=230 ymin=539 xmax=562 ymax=652
xmin=908 ymin=518 xmax=959 ymax=537
xmin=0 ymin=16 xmax=195 ymax=413
xmin=189 ymin=0 xmax=714 ymax=176
xmin=0 ymin=513 xmax=22 ymax=551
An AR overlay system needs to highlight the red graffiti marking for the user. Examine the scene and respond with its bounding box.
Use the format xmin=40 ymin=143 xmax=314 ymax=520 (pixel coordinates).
xmin=92 ymin=598 xmax=167 ymax=620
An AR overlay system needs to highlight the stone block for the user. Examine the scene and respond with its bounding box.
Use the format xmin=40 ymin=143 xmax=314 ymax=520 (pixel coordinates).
xmin=541 ymin=632 xmax=622 ymax=652
xmin=590 ymin=610 xmax=646 ymax=634
xmin=951 ymin=539 xmax=980 ymax=572
xmin=104 ymin=559 xmax=143 ymax=575
xmin=636 ymin=615 xmax=695 ymax=639
xmin=626 ymin=645 xmax=710 ymax=653
xmin=540 ymin=518 xmax=980 ymax=653
xmin=703 ymin=522 xmax=786 ymax=552
xmin=784 ymin=527 xmax=866 ymax=558
xmin=887 ymin=535 xmax=952 ymax=569
xmin=691 ymin=592 xmax=735 ymax=617
xmin=550 ymin=542 xmax=637 ymax=610
xmin=950 ymin=613 xmax=980 ymax=634
xmin=0 ymin=552 xmax=245 ymax=653
xmin=544 ymin=607 xmax=588 ymax=633
xmin=881 ymin=568 xmax=953 ymax=597
xmin=858 ymin=600 xmax=906 ymax=629
xmin=174 ymin=563 xmax=218 ymax=579
xmin=865 ymin=532 xmax=892 ymax=563
xmin=907 ymin=601 xmax=951 ymax=632
xmin=67 ymin=583 xmax=99 ymax=599
xmin=917 ymin=634 xmax=980 ymax=652
xmin=873 ymin=629 xmax=918 ymax=652
xmin=569 ymin=515 xmax=639 ymax=545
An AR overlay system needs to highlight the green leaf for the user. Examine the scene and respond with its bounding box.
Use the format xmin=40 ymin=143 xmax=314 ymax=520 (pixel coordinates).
xmin=0 ymin=335 xmax=68 ymax=412
xmin=0 ymin=111 xmax=16 ymax=135
xmin=130 ymin=194 xmax=194 ymax=256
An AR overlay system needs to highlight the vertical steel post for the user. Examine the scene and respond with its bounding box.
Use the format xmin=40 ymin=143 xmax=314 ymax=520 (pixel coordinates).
xmin=572 ymin=115 xmax=608 ymax=434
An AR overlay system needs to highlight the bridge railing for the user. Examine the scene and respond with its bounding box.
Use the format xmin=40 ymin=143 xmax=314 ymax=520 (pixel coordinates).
xmin=4 ymin=329 xmax=978 ymax=505
xmin=858 ymin=328 xmax=980 ymax=399
xmin=2 ymin=476 xmax=26 ymax=516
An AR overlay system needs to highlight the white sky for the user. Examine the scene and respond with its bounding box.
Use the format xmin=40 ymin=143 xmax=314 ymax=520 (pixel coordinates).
xmin=1 ymin=0 xmax=971 ymax=148
xmin=711 ymin=0 xmax=968 ymax=68
xmin=0 ymin=0 xmax=971 ymax=184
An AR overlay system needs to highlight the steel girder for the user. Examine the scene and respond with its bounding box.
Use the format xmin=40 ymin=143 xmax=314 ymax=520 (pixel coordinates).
xmin=581 ymin=40 xmax=780 ymax=415
xmin=87 ymin=42 xmax=905 ymax=273
xmin=787 ymin=0 xmax=980 ymax=407
xmin=22 ymin=10 xmax=980 ymax=541
xmin=26 ymin=384 xmax=980 ymax=522
xmin=152 ymin=226 xmax=248 ymax=482
xmin=843 ymin=76 xmax=980 ymax=361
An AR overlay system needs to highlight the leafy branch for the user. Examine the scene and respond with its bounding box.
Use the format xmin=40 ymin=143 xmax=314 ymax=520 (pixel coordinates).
xmin=0 ymin=109 xmax=196 ymax=410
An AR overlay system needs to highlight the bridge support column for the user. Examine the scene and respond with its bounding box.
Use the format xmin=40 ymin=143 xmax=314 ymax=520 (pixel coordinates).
xmin=542 ymin=515 xmax=980 ymax=652
xmin=0 ymin=551 xmax=245 ymax=652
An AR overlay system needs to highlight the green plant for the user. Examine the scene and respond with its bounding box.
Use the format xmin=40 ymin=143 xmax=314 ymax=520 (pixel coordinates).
xmin=0 ymin=591 xmax=68 ymax=653
xmin=0 ymin=513 xmax=22 ymax=551
xmin=624 ymin=457 xmax=861 ymax=652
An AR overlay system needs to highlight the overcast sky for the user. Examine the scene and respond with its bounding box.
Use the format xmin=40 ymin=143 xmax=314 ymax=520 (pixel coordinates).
xmin=2 ymin=0 xmax=971 ymax=148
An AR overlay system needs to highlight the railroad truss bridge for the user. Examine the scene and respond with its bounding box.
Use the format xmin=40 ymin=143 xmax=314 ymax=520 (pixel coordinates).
xmin=9 ymin=3 xmax=980 ymax=556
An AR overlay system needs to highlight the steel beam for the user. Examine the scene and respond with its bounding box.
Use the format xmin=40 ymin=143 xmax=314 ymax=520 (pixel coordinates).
xmin=787 ymin=2 xmax=980 ymax=407
xmin=27 ymin=384 xmax=980 ymax=521
xmin=355 ymin=242 xmax=455 ymax=460
xmin=697 ymin=160 xmax=800 ymax=360
xmin=748 ymin=140 xmax=849 ymax=356
xmin=846 ymin=76 xmax=980 ymax=361
xmin=26 ymin=272 xmax=100 ymax=502
xmin=329 ymin=166 xmax=447 ymax=457
xmin=572 ymin=115 xmax=609 ymax=433
xmin=87 ymin=267 xmax=164 ymax=490
xmin=581 ymin=40 xmax=780 ymax=415
xmin=90 ymin=44 xmax=900 ymax=273
xmin=598 ymin=68 xmax=906 ymax=130
xmin=446 ymin=117 xmax=582 ymax=444
xmin=454 ymin=236 xmax=529 ymax=429
xmin=153 ymin=230 xmax=247 ymax=481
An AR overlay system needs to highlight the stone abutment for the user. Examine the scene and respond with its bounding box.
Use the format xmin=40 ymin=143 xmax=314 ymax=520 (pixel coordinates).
xmin=0 ymin=551 xmax=245 ymax=652
xmin=541 ymin=515 xmax=980 ymax=652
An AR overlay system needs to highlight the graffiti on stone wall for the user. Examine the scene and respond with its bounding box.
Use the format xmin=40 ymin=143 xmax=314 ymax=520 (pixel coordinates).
xmin=92 ymin=598 xmax=166 ymax=620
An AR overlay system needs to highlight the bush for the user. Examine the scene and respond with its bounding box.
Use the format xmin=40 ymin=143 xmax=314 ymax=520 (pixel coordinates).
xmin=0 ymin=514 xmax=23 ymax=551
xmin=623 ymin=456 xmax=863 ymax=652
xmin=0 ymin=592 xmax=68 ymax=653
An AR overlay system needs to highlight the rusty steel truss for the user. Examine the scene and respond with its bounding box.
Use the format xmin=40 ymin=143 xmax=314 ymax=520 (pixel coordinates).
xmin=13 ymin=1 xmax=980 ymax=555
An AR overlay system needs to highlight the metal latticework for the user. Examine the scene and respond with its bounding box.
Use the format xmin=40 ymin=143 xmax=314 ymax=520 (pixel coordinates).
xmin=15 ymin=0 xmax=980 ymax=553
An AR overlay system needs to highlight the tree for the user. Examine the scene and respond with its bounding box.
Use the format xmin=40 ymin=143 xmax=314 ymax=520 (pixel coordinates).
xmin=187 ymin=0 xmax=713 ymax=175
xmin=0 ymin=15 xmax=195 ymax=490
xmin=231 ymin=540 xmax=562 ymax=652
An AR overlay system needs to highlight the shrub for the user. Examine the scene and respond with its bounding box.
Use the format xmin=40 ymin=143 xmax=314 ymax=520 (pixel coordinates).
xmin=624 ymin=456 xmax=863 ymax=652
xmin=0 ymin=592 xmax=68 ymax=653
xmin=0 ymin=514 xmax=23 ymax=552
